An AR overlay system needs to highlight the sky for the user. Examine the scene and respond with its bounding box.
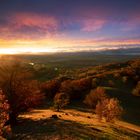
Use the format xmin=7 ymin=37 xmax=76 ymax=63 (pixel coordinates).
xmin=0 ymin=0 xmax=140 ymax=54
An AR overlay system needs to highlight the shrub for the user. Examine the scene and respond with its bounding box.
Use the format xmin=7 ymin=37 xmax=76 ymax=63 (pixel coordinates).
xmin=0 ymin=62 xmax=44 ymax=125
xmin=95 ymin=98 xmax=123 ymax=122
xmin=54 ymin=93 xmax=69 ymax=111
xmin=132 ymin=81 xmax=140 ymax=96
xmin=0 ymin=90 xmax=10 ymax=137
xmin=113 ymin=73 xmax=120 ymax=78
xmin=108 ymin=80 xmax=115 ymax=87
xmin=122 ymin=76 xmax=128 ymax=83
xmin=84 ymin=87 xmax=107 ymax=109
xmin=92 ymin=78 xmax=99 ymax=88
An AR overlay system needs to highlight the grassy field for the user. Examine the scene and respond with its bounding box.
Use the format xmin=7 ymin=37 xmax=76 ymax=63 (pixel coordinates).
xmin=11 ymin=107 xmax=140 ymax=140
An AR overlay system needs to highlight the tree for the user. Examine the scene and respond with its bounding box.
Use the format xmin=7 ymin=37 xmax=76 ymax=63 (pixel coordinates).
xmin=54 ymin=93 xmax=69 ymax=111
xmin=0 ymin=90 xmax=10 ymax=137
xmin=0 ymin=62 xmax=44 ymax=125
xmin=84 ymin=87 xmax=107 ymax=109
xmin=41 ymin=79 xmax=61 ymax=99
xmin=132 ymin=81 xmax=140 ymax=96
xmin=95 ymin=98 xmax=123 ymax=122
xmin=60 ymin=78 xmax=92 ymax=100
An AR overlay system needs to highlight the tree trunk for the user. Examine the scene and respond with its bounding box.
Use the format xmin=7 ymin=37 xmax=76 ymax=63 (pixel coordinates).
xmin=57 ymin=105 xmax=60 ymax=112
xmin=9 ymin=112 xmax=18 ymax=126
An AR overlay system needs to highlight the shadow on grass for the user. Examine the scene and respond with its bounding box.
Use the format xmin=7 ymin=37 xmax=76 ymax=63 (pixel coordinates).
xmin=11 ymin=118 xmax=106 ymax=140
xmin=66 ymin=100 xmax=92 ymax=113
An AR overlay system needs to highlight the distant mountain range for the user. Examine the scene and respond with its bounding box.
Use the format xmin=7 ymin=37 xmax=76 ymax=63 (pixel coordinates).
xmin=98 ymin=47 xmax=140 ymax=55
xmin=50 ymin=47 xmax=140 ymax=56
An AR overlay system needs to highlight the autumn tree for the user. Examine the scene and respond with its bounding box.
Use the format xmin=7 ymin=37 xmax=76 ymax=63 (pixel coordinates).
xmin=0 ymin=90 xmax=10 ymax=137
xmin=60 ymin=78 xmax=92 ymax=100
xmin=84 ymin=87 xmax=107 ymax=109
xmin=0 ymin=62 xmax=44 ymax=125
xmin=54 ymin=93 xmax=69 ymax=111
xmin=41 ymin=79 xmax=62 ymax=99
xmin=132 ymin=81 xmax=140 ymax=96
xmin=95 ymin=98 xmax=123 ymax=122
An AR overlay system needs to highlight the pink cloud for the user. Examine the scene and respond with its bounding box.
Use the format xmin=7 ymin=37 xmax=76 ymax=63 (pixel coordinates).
xmin=70 ymin=6 xmax=108 ymax=32
xmin=0 ymin=12 xmax=60 ymax=39
xmin=11 ymin=12 xmax=59 ymax=31
xmin=81 ymin=19 xmax=106 ymax=32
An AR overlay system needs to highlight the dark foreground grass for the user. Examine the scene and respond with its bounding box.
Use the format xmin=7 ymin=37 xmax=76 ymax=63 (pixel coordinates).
xmin=11 ymin=117 xmax=140 ymax=140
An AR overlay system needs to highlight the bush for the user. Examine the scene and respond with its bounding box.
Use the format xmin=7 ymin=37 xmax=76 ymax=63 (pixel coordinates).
xmin=0 ymin=63 xmax=44 ymax=125
xmin=92 ymin=78 xmax=99 ymax=88
xmin=113 ymin=73 xmax=120 ymax=78
xmin=84 ymin=87 xmax=107 ymax=109
xmin=0 ymin=90 xmax=10 ymax=137
xmin=122 ymin=76 xmax=128 ymax=83
xmin=54 ymin=93 xmax=69 ymax=111
xmin=132 ymin=81 xmax=140 ymax=96
xmin=95 ymin=98 xmax=123 ymax=122
xmin=108 ymin=80 xmax=115 ymax=87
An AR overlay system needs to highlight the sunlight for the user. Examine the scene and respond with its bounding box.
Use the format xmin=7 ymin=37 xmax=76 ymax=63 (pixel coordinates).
xmin=0 ymin=47 xmax=58 ymax=55
xmin=0 ymin=48 xmax=19 ymax=54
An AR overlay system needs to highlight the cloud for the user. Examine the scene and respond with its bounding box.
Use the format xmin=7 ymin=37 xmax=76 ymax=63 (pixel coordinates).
xmin=0 ymin=0 xmax=140 ymax=44
xmin=0 ymin=12 xmax=60 ymax=39
xmin=81 ymin=19 xmax=106 ymax=32
xmin=13 ymin=13 xmax=58 ymax=31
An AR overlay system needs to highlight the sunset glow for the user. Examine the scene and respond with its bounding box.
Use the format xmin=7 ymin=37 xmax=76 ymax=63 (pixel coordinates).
xmin=0 ymin=0 xmax=140 ymax=54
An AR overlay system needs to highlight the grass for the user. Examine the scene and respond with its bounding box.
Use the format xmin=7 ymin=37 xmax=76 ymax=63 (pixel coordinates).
xmin=11 ymin=108 xmax=140 ymax=140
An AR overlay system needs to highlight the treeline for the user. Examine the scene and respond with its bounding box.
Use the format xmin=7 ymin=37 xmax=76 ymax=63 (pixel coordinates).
xmin=41 ymin=77 xmax=123 ymax=121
